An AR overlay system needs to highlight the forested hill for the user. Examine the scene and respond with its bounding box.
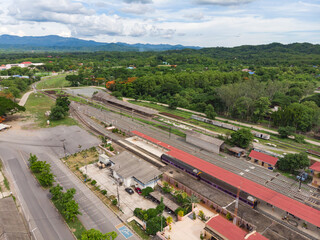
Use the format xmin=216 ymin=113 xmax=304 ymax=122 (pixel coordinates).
xmin=0 ymin=35 xmax=200 ymax=52
xmin=166 ymin=42 xmax=320 ymax=65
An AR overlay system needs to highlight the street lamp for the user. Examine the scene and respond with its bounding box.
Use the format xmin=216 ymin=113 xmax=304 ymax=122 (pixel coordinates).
xmin=296 ymin=171 xmax=308 ymax=192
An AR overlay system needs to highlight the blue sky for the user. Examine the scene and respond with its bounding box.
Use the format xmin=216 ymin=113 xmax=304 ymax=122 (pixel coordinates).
xmin=0 ymin=0 xmax=319 ymax=47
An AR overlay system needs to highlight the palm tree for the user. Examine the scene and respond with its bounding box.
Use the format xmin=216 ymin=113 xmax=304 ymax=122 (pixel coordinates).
xmin=183 ymin=194 xmax=199 ymax=212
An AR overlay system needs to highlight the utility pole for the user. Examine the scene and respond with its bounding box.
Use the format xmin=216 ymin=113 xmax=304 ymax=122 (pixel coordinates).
xmin=233 ymin=186 xmax=240 ymax=225
xmin=116 ymin=180 xmax=120 ymax=207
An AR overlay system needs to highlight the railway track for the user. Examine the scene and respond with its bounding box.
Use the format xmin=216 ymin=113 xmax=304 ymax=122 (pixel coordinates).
xmin=40 ymin=89 xmax=316 ymax=205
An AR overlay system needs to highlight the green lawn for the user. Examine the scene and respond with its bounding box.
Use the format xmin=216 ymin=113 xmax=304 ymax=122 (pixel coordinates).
xmin=128 ymin=100 xmax=193 ymax=119
xmin=66 ymin=217 xmax=86 ymax=239
xmin=128 ymin=220 xmax=150 ymax=240
xmin=25 ymin=93 xmax=77 ymax=128
xmin=52 ymin=200 xmax=86 ymax=239
xmin=37 ymin=74 xmax=71 ymax=89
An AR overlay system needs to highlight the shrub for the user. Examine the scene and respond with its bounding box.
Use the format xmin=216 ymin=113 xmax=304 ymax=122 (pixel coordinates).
xmin=226 ymin=212 xmax=233 ymax=221
xmin=91 ymin=180 xmax=97 ymax=185
xmin=199 ymin=210 xmax=205 ymax=221
xmin=112 ymin=199 xmax=118 ymax=205
xmin=109 ymin=146 xmax=114 ymax=151
xmin=193 ymin=212 xmax=196 ymax=220
xmin=141 ymin=187 xmax=154 ymax=197
xmin=295 ymin=135 xmax=306 ymax=143
xmin=178 ymin=210 xmax=184 ymax=217
xmin=101 ymin=190 xmax=107 ymax=195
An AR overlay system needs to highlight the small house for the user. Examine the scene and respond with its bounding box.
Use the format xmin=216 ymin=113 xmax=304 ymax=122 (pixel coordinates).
xmin=310 ymin=162 xmax=320 ymax=187
xmin=249 ymin=150 xmax=278 ymax=169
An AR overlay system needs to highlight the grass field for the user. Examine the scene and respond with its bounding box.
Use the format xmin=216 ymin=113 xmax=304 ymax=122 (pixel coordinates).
xmin=128 ymin=100 xmax=193 ymax=119
xmin=128 ymin=220 xmax=150 ymax=240
xmin=25 ymin=93 xmax=77 ymax=128
xmin=37 ymin=74 xmax=70 ymax=89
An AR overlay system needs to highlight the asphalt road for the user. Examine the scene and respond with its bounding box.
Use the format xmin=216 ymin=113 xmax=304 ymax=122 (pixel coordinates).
xmin=0 ymin=144 xmax=74 ymax=240
xmin=0 ymin=126 xmax=137 ymax=240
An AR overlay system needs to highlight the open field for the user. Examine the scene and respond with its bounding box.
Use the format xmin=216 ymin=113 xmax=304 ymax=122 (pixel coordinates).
xmin=24 ymin=93 xmax=78 ymax=128
xmin=37 ymin=73 xmax=71 ymax=89
xmin=128 ymin=100 xmax=193 ymax=119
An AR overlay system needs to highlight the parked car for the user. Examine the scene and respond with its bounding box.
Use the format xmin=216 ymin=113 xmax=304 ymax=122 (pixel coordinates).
xmin=125 ymin=187 xmax=134 ymax=195
xmin=135 ymin=187 xmax=142 ymax=195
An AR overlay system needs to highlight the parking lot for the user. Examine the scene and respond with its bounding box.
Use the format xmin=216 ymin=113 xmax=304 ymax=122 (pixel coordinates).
xmin=81 ymin=163 xmax=163 ymax=220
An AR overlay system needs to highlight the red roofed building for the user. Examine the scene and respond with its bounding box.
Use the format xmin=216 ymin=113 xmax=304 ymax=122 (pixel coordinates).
xmin=249 ymin=150 xmax=278 ymax=169
xmin=310 ymin=162 xmax=320 ymax=187
xmin=132 ymin=130 xmax=320 ymax=229
xmin=204 ymin=214 xmax=268 ymax=240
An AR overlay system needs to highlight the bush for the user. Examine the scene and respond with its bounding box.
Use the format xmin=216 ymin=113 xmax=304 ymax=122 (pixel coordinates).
xmin=91 ymin=180 xmax=97 ymax=185
xmin=278 ymin=126 xmax=295 ymax=138
xmin=295 ymin=135 xmax=306 ymax=143
xmin=146 ymin=216 xmax=167 ymax=235
xmin=101 ymin=190 xmax=107 ymax=195
xmin=112 ymin=199 xmax=118 ymax=205
xmin=141 ymin=187 xmax=154 ymax=197
xmin=226 ymin=212 xmax=233 ymax=221
xmin=199 ymin=210 xmax=205 ymax=221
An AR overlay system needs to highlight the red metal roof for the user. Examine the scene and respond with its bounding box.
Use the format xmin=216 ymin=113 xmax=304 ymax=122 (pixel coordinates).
xmin=21 ymin=61 xmax=32 ymax=64
xmin=132 ymin=130 xmax=320 ymax=228
xmin=249 ymin=150 xmax=278 ymax=166
xmin=247 ymin=232 xmax=269 ymax=240
xmin=310 ymin=162 xmax=320 ymax=172
xmin=206 ymin=215 xmax=247 ymax=240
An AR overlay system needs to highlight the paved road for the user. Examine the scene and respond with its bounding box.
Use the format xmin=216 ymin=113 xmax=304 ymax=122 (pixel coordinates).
xmin=0 ymin=144 xmax=74 ymax=240
xmin=0 ymin=126 xmax=137 ymax=240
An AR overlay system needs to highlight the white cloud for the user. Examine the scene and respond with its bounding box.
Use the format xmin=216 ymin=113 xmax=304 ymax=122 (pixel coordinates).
xmin=121 ymin=4 xmax=155 ymax=14
xmin=194 ymin=0 xmax=255 ymax=5
xmin=123 ymin=0 xmax=153 ymax=3
xmin=0 ymin=0 xmax=319 ymax=47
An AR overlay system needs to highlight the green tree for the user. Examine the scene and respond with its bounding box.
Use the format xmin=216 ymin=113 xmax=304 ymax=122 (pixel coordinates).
xmin=183 ymin=194 xmax=199 ymax=212
xmin=277 ymin=152 xmax=310 ymax=173
xmin=50 ymin=184 xmax=63 ymax=201
xmin=278 ymin=126 xmax=296 ymax=138
xmin=253 ymin=97 xmax=271 ymax=122
xmin=30 ymin=160 xmax=46 ymax=173
xmin=66 ymin=75 xmax=79 ymax=87
xmin=81 ymin=229 xmax=117 ymax=240
xmin=28 ymin=154 xmax=38 ymax=166
xmin=230 ymin=129 xmax=253 ymax=148
xmin=38 ymin=164 xmax=55 ymax=187
xmin=56 ymin=96 xmax=70 ymax=112
xmin=205 ymin=104 xmax=217 ymax=120
xmin=50 ymin=105 xmax=68 ymax=120
xmin=168 ymin=99 xmax=178 ymax=109
xmin=62 ymin=199 xmax=81 ymax=222
xmin=141 ymin=187 xmax=154 ymax=197
xmin=146 ymin=216 xmax=167 ymax=235
xmin=0 ymin=96 xmax=25 ymax=116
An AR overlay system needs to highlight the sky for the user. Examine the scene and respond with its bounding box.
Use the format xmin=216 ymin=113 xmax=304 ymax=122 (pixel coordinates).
xmin=0 ymin=0 xmax=319 ymax=47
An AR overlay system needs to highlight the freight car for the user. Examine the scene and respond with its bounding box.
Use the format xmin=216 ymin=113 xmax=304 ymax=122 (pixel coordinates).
xmin=191 ymin=115 xmax=270 ymax=140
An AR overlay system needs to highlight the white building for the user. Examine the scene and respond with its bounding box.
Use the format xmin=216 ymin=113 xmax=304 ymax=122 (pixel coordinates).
xmin=110 ymin=151 xmax=162 ymax=188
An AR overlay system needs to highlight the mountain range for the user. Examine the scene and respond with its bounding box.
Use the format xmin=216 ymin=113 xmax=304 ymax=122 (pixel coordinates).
xmin=0 ymin=35 xmax=201 ymax=52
